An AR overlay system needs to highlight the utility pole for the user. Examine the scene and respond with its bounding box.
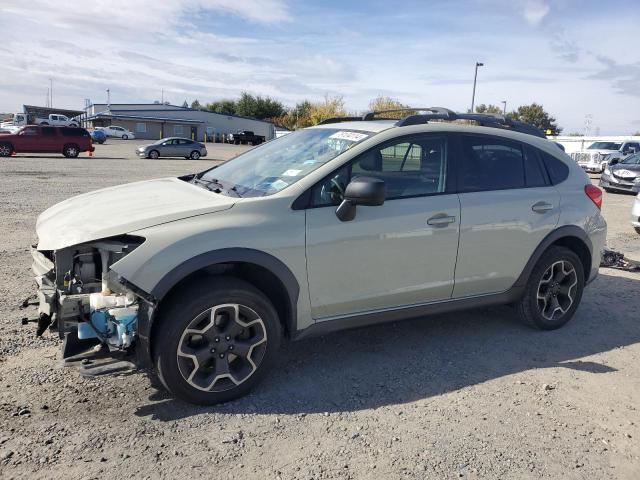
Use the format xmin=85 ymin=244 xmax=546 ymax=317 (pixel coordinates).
xmin=106 ymin=89 xmax=111 ymax=108
xmin=501 ymin=100 xmax=507 ymax=115
xmin=161 ymin=88 xmax=164 ymax=104
xmin=49 ymin=78 xmax=53 ymax=108
xmin=470 ymin=62 xmax=484 ymax=113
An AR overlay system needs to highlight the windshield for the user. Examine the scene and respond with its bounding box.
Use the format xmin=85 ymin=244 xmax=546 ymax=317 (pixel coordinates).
xmin=588 ymin=142 xmax=621 ymax=150
xmin=198 ymin=128 xmax=372 ymax=197
xmin=620 ymin=153 xmax=640 ymax=165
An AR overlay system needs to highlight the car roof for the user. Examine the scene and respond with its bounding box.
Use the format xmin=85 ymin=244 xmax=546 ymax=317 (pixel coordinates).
xmin=310 ymin=119 xmax=563 ymax=156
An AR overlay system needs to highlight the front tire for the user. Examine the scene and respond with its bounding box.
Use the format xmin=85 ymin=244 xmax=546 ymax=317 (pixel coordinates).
xmin=122 ymin=134 xmax=128 ymax=140
xmin=62 ymin=144 xmax=80 ymax=158
xmin=516 ymin=246 xmax=584 ymax=330
xmin=148 ymin=150 xmax=159 ymax=159
xmin=153 ymin=277 xmax=281 ymax=405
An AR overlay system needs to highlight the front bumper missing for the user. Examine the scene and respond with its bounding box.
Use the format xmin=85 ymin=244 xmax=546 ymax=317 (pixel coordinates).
xmin=28 ymin=246 xmax=155 ymax=372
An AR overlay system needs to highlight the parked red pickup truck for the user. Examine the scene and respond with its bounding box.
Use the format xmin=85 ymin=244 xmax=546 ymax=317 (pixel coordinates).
xmin=0 ymin=125 xmax=94 ymax=157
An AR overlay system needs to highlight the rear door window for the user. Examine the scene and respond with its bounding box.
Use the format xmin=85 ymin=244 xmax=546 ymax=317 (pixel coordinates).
xmin=459 ymin=135 xmax=525 ymax=192
xmin=41 ymin=127 xmax=56 ymax=137
xmin=523 ymin=146 xmax=549 ymax=187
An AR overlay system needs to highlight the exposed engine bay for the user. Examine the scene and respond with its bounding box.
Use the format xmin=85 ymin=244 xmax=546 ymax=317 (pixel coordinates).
xmin=30 ymin=236 xmax=148 ymax=362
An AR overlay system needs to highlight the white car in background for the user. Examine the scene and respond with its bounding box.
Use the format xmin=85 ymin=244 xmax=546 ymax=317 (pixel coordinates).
xmin=571 ymin=141 xmax=640 ymax=173
xmin=99 ymin=126 xmax=136 ymax=140
xmin=632 ymin=193 xmax=640 ymax=234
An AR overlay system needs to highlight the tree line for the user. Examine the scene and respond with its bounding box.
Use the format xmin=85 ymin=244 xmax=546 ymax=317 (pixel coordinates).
xmin=181 ymin=93 xmax=562 ymax=133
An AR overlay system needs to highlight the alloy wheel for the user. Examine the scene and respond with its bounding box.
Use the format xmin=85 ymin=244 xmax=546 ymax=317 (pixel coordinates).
xmin=536 ymin=260 xmax=578 ymax=321
xmin=191 ymin=151 xmax=200 ymax=160
xmin=0 ymin=144 xmax=11 ymax=156
xmin=176 ymin=303 xmax=267 ymax=392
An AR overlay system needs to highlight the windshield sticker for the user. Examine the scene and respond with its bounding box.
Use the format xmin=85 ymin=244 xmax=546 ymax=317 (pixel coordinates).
xmin=329 ymin=131 xmax=369 ymax=142
xmin=303 ymin=159 xmax=316 ymax=165
xmin=271 ymin=179 xmax=289 ymax=190
xmin=282 ymin=169 xmax=302 ymax=177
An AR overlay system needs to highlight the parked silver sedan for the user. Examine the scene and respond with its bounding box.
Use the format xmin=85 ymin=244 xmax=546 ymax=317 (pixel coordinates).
xmin=136 ymin=137 xmax=208 ymax=159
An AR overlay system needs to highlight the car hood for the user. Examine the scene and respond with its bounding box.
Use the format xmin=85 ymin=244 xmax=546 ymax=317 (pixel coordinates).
xmin=611 ymin=163 xmax=640 ymax=174
xmin=36 ymin=177 xmax=236 ymax=250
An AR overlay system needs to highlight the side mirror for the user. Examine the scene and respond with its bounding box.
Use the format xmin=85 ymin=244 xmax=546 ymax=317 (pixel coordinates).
xmin=335 ymin=176 xmax=385 ymax=222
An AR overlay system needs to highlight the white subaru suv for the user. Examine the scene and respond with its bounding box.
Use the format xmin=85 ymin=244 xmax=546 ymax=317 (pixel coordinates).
xmin=29 ymin=108 xmax=607 ymax=405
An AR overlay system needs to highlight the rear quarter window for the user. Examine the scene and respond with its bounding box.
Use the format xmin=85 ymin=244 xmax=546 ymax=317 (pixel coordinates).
xmin=61 ymin=127 xmax=90 ymax=137
xmin=539 ymin=150 xmax=570 ymax=185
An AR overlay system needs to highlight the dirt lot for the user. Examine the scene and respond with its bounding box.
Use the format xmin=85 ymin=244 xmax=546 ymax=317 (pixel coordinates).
xmin=0 ymin=151 xmax=639 ymax=479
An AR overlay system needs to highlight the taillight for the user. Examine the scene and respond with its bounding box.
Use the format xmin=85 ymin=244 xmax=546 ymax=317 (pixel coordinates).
xmin=585 ymin=184 xmax=602 ymax=210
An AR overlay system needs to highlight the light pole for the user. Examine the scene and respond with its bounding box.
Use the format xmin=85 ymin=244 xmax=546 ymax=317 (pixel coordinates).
xmin=470 ymin=62 xmax=484 ymax=113
xmin=501 ymin=100 xmax=507 ymax=115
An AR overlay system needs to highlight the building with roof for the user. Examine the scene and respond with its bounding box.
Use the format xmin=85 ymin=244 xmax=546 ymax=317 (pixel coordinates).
xmin=84 ymin=103 xmax=276 ymax=141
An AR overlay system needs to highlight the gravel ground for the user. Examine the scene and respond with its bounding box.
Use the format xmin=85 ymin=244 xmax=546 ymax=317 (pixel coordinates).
xmin=0 ymin=150 xmax=639 ymax=479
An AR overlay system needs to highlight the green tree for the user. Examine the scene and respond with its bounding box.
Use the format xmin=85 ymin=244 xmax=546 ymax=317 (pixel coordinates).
xmin=205 ymin=99 xmax=237 ymax=115
xmin=508 ymin=103 xmax=562 ymax=134
xmin=181 ymin=100 xmax=188 ymax=108
xmin=235 ymin=92 xmax=285 ymax=119
xmin=475 ymin=104 xmax=503 ymax=114
xmin=190 ymin=99 xmax=201 ymax=109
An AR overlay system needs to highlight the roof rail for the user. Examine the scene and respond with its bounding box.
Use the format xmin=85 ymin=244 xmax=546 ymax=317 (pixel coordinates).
xmin=396 ymin=109 xmax=546 ymax=138
xmin=316 ymin=107 xmax=546 ymax=139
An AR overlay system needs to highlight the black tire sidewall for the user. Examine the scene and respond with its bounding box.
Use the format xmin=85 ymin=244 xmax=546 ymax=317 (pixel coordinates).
xmin=190 ymin=151 xmax=200 ymax=159
xmin=154 ymin=278 xmax=282 ymax=405
xmin=149 ymin=150 xmax=159 ymax=159
xmin=63 ymin=144 xmax=79 ymax=158
xmin=521 ymin=246 xmax=585 ymax=330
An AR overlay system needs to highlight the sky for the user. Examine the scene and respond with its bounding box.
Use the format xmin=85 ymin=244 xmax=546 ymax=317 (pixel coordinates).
xmin=1 ymin=0 xmax=639 ymax=134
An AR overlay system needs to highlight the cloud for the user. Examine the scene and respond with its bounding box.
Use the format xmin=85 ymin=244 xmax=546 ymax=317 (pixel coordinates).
xmin=549 ymin=32 xmax=580 ymax=63
xmin=2 ymin=0 xmax=291 ymax=35
xmin=518 ymin=0 xmax=550 ymax=25
xmin=588 ymin=55 xmax=640 ymax=98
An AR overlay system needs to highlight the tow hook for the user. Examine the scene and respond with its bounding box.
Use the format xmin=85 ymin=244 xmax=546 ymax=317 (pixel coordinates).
xmin=20 ymin=313 xmax=52 ymax=337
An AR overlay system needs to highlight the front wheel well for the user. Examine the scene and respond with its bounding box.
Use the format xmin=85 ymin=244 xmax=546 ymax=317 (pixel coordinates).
xmin=549 ymin=236 xmax=592 ymax=282
xmin=150 ymin=261 xmax=293 ymax=359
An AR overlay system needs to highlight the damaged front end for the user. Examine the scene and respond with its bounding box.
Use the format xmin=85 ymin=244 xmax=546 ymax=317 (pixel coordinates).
xmin=29 ymin=235 xmax=153 ymax=370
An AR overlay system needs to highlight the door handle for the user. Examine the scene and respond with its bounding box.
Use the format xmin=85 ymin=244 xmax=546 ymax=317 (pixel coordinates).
xmin=427 ymin=214 xmax=456 ymax=227
xmin=531 ymin=201 xmax=554 ymax=214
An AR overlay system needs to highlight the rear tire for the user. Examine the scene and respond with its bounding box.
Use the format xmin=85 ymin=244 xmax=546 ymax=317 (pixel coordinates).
xmin=516 ymin=246 xmax=584 ymax=330
xmin=62 ymin=144 xmax=80 ymax=158
xmin=190 ymin=150 xmax=200 ymax=160
xmin=153 ymin=277 xmax=281 ymax=405
xmin=0 ymin=142 xmax=12 ymax=156
xmin=635 ymin=227 xmax=640 ymax=235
